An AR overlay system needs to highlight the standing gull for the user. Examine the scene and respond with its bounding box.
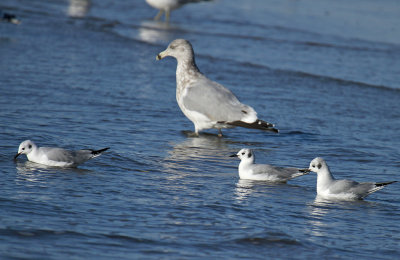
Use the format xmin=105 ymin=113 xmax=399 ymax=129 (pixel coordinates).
xmin=14 ymin=140 xmax=109 ymax=167
xmin=230 ymin=148 xmax=309 ymax=182
xmin=308 ymin=157 xmax=396 ymax=200
xmin=156 ymin=39 xmax=278 ymax=137
xmin=146 ymin=0 xmax=212 ymax=22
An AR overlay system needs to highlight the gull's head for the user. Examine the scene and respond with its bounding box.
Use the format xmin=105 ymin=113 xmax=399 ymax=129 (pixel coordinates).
xmin=230 ymin=148 xmax=254 ymax=163
xmin=309 ymin=157 xmax=328 ymax=173
xmin=156 ymin=39 xmax=194 ymax=61
xmin=14 ymin=140 xmax=36 ymax=159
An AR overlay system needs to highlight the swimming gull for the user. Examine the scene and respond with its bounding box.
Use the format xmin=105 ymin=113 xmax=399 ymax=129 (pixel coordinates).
xmin=146 ymin=0 xmax=212 ymax=22
xmin=1 ymin=10 xmax=21 ymax=24
xmin=14 ymin=140 xmax=109 ymax=167
xmin=308 ymin=157 xmax=397 ymax=200
xmin=230 ymin=148 xmax=309 ymax=182
xmin=156 ymin=39 xmax=279 ymax=137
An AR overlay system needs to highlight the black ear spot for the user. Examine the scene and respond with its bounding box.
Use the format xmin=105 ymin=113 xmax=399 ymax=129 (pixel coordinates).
xmin=28 ymin=145 xmax=32 ymax=149
xmin=317 ymin=163 xmax=322 ymax=169
xmin=248 ymin=152 xmax=252 ymax=158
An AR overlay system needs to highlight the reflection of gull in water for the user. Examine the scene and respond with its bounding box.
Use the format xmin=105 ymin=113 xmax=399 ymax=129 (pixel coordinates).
xmin=162 ymin=133 xmax=234 ymax=179
xmin=15 ymin=161 xmax=92 ymax=182
xmin=235 ymin=179 xmax=257 ymax=201
xmin=305 ymin=196 xmax=370 ymax=238
xmin=138 ymin=20 xmax=180 ymax=44
xmin=306 ymin=197 xmax=332 ymax=238
xmin=146 ymin=0 xmax=213 ymax=22
xmin=68 ymin=0 xmax=91 ymax=18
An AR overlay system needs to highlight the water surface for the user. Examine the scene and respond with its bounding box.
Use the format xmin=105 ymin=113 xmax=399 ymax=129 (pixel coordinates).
xmin=1 ymin=0 xmax=399 ymax=259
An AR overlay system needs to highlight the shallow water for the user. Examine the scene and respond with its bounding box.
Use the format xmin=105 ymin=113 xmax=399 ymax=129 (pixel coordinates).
xmin=1 ymin=0 xmax=399 ymax=259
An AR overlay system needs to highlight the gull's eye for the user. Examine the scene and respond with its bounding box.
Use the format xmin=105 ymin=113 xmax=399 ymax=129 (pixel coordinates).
xmin=170 ymin=45 xmax=176 ymax=49
xmin=312 ymin=164 xmax=315 ymax=168
xmin=22 ymin=148 xmax=25 ymax=150
xmin=241 ymin=152 xmax=245 ymax=155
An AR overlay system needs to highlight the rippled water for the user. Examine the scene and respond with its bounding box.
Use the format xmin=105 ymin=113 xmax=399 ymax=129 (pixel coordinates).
xmin=1 ymin=0 xmax=399 ymax=259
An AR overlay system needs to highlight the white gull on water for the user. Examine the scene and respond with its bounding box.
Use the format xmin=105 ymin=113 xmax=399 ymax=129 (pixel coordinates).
xmin=156 ymin=39 xmax=278 ymax=137
xmin=230 ymin=148 xmax=309 ymax=182
xmin=146 ymin=0 xmax=212 ymax=22
xmin=308 ymin=157 xmax=397 ymax=200
xmin=14 ymin=140 xmax=109 ymax=167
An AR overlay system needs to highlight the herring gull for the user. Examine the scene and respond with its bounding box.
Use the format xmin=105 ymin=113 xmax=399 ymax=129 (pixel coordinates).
xmin=156 ymin=39 xmax=279 ymax=137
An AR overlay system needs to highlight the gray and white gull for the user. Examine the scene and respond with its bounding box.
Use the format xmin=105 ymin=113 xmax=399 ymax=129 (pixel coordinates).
xmin=156 ymin=39 xmax=278 ymax=137
xmin=308 ymin=157 xmax=396 ymax=200
xmin=14 ymin=140 xmax=109 ymax=167
xmin=230 ymin=148 xmax=309 ymax=182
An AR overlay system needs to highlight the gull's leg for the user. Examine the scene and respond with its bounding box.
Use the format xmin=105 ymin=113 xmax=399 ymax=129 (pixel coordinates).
xmin=165 ymin=9 xmax=171 ymax=22
xmin=193 ymin=126 xmax=200 ymax=137
xmin=154 ymin=10 xmax=164 ymax=21
xmin=218 ymin=129 xmax=223 ymax=138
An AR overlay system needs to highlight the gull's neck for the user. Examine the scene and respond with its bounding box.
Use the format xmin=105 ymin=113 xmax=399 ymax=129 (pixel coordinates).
xmin=176 ymin=53 xmax=201 ymax=99
xmin=26 ymin=146 xmax=39 ymax=161
xmin=316 ymin=166 xmax=335 ymax=193
xmin=239 ymin=157 xmax=255 ymax=171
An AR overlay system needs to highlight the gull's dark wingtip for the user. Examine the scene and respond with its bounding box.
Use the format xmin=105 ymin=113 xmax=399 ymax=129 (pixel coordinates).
xmin=227 ymin=119 xmax=279 ymax=133
xmin=92 ymin=147 xmax=110 ymax=156
xmin=375 ymin=181 xmax=397 ymax=187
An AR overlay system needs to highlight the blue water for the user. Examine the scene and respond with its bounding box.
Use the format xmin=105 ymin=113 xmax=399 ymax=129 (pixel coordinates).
xmin=1 ymin=0 xmax=400 ymax=259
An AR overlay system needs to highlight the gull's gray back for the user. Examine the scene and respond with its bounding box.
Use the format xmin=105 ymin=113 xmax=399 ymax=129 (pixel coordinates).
xmin=40 ymin=147 xmax=93 ymax=164
xmin=182 ymin=76 xmax=255 ymax=122
xmin=329 ymin=179 xmax=374 ymax=197
xmin=252 ymin=164 xmax=302 ymax=180
xmin=40 ymin=147 xmax=75 ymax=163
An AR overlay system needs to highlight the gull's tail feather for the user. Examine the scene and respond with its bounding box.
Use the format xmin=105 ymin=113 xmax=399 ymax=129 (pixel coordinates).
xmin=365 ymin=181 xmax=397 ymax=197
xmin=289 ymin=169 xmax=311 ymax=179
xmin=91 ymin=147 xmax=110 ymax=157
xmin=227 ymin=119 xmax=279 ymax=133
xmin=375 ymin=181 xmax=397 ymax=187
xmin=188 ymin=0 xmax=213 ymax=3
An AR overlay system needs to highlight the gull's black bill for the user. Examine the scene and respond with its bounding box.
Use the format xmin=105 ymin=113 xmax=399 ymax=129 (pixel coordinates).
xmin=14 ymin=152 xmax=21 ymax=160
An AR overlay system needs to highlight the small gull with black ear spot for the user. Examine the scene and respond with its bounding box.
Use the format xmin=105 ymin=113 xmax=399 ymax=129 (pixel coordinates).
xmin=308 ymin=157 xmax=396 ymax=200
xmin=230 ymin=148 xmax=309 ymax=182
xmin=14 ymin=140 xmax=109 ymax=167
